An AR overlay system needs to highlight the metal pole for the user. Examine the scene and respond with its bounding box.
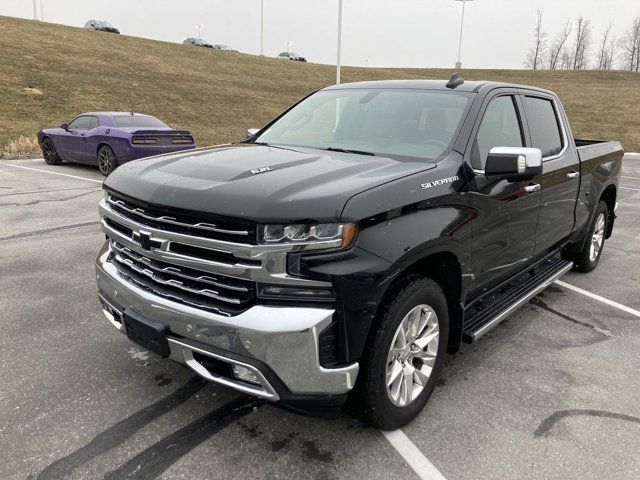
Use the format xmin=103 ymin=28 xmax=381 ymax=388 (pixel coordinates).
xmin=336 ymin=0 xmax=343 ymax=84
xmin=455 ymin=0 xmax=472 ymax=69
xmin=260 ymin=0 xmax=264 ymax=56
xmin=32 ymin=0 xmax=37 ymax=20
xmin=40 ymin=0 xmax=44 ymax=20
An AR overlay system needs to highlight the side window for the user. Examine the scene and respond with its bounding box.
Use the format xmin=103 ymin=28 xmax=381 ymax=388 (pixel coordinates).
xmin=471 ymin=96 xmax=523 ymax=170
xmin=86 ymin=116 xmax=99 ymax=129
xmin=67 ymin=117 xmax=86 ymax=130
xmin=524 ymin=96 xmax=563 ymax=158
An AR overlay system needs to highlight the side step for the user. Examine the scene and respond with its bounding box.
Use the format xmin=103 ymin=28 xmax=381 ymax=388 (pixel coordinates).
xmin=462 ymin=257 xmax=574 ymax=343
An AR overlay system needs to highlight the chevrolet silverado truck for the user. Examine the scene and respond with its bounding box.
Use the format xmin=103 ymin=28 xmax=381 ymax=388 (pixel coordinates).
xmin=95 ymin=77 xmax=623 ymax=429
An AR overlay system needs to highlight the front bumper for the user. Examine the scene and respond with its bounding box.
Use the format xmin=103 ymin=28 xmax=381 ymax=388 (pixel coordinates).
xmin=95 ymin=245 xmax=359 ymax=403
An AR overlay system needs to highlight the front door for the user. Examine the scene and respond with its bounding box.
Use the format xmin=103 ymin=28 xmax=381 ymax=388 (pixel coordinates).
xmin=465 ymin=90 xmax=542 ymax=296
xmin=519 ymin=93 xmax=580 ymax=253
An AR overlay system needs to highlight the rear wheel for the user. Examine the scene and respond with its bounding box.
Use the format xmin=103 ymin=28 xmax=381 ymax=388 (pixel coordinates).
xmin=98 ymin=145 xmax=118 ymax=176
xmin=350 ymin=276 xmax=448 ymax=430
xmin=568 ymin=200 xmax=609 ymax=273
xmin=42 ymin=138 xmax=61 ymax=165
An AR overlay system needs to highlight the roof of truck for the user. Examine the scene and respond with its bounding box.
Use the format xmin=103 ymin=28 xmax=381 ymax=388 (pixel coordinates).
xmin=324 ymin=79 xmax=555 ymax=96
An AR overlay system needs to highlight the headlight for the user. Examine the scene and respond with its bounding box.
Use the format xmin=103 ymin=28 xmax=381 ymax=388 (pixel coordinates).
xmin=259 ymin=223 xmax=357 ymax=248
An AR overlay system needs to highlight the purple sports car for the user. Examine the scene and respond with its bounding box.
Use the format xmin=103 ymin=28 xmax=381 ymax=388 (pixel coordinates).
xmin=37 ymin=112 xmax=195 ymax=176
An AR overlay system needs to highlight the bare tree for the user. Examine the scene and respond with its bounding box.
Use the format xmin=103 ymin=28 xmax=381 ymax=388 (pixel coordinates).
xmin=525 ymin=6 xmax=546 ymax=69
xmin=548 ymin=20 xmax=572 ymax=70
xmin=572 ymin=16 xmax=592 ymax=69
xmin=619 ymin=14 xmax=640 ymax=71
xmin=596 ymin=24 xmax=613 ymax=70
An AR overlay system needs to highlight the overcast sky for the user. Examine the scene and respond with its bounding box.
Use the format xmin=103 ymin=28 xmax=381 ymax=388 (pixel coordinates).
xmin=2 ymin=0 xmax=639 ymax=68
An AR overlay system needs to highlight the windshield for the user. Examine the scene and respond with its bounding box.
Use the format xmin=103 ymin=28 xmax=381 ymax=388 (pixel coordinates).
xmin=255 ymin=89 xmax=473 ymax=160
xmin=114 ymin=116 xmax=169 ymax=128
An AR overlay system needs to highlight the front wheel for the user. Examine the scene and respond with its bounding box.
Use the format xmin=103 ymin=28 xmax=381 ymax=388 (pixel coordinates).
xmin=351 ymin=276 xmax=448 ymax=430
xmin=97 ymin=145 xmax=119 ymax=176
xmin=42 ymin=138 xmax=62 ymax=165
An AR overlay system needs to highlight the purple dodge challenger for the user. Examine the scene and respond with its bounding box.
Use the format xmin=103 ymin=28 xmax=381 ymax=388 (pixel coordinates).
xmin=37 ymin=112 xmax=195 ymax=176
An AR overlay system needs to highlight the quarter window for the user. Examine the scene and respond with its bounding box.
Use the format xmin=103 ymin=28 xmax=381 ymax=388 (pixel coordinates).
xmin=471 ymin=96 xmax=523 ymax=170
xmin=523 ymin=96 xmax=563 ymax=158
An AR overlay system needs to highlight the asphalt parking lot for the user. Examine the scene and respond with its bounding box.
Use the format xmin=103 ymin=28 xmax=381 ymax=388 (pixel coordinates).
xmin=1 ymin=157 xmax=639 ymax=480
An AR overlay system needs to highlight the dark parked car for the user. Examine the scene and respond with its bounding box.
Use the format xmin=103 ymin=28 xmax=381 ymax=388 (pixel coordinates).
xmin=84 ymin=20 xmax=120 ymax=34
xmin=213 ymin=44 xmax=238 ymax=52
xmin=95 ymin=78 xmax=622 ymax=429
xmin=278 ymin=51 xmax=307 ymax=62
xmin=38 ymin=112 xmax=194 ymax=176
xmin=183 ymin=37 xmax=214 ymax=48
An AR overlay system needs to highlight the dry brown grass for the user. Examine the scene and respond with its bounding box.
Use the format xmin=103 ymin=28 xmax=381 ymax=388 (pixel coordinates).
xmin=1 ymin=135 xmax=40 ymax=157
xmin=1 ymin=15 xmax=639 ymax=155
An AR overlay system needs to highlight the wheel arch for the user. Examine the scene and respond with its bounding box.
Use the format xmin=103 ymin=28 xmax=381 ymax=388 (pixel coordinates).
xmin=377 ymin=250 xmax=464 ymax=354
xmin=96 ymin=142 xmax=114 ymax=157
xmin=600 ymin=184 xmax=617 ymax=238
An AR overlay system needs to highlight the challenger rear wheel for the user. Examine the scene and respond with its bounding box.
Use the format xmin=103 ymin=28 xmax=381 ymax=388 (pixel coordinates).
xmin=350 ymin=276 xmax=448 ymax=430
xmin=98 ymin=145 xmax=118 ymax=176
xmin=42 ymin=138 xmax=61 ymax=165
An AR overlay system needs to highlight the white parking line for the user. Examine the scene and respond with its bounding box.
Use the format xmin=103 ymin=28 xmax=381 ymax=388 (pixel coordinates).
xmin=3 ymin=163 xmax=103 ymax=184
xmin=620 ymin=186 xmax=640 ymax=192
xmin=382 ymin=429 xmax=448 ymax=480
xmin=622 ymin=176 xmax=640 ymax=180
xmin=555 ymin=280 xmax=640 ymax=319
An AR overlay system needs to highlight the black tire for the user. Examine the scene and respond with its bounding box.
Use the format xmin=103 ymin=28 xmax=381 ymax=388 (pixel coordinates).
xmin=42 ymin=137 xmax=62 ymax=165
xmin=349 ymin=275 xmax=449 ymax=430
xmin=97 ymin=145 xmax=119 ymax=176
xmin=568 ymin=200 xmax=609 ymax=273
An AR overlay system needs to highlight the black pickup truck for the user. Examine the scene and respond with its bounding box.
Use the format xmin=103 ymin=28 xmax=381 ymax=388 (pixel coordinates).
xmin=95 ymin=77 xmax=623 ymax=429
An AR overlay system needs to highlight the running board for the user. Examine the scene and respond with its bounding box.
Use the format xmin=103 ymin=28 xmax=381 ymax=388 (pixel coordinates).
xmin=462 ymin=258 xmax=574 ymax=343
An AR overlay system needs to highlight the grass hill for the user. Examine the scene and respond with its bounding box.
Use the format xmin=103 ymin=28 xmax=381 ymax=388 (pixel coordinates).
xmin=1 ymin=15 xmax=639 ymax=155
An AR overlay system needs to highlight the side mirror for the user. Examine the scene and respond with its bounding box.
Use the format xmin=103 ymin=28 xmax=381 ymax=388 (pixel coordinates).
xmin=246 ymin=128 xmax=260 ymax=139
xmin=60 ymin=123 xmax=69 ymax=131
xmin=485 ymin=147 xmax=542 ymax=180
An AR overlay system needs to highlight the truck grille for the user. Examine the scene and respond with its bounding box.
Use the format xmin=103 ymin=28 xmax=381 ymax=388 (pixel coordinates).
xmin=110 ymin=241 xmax=255 ymax=316
xmin=106 ymin=194 xmax=256 ymax=243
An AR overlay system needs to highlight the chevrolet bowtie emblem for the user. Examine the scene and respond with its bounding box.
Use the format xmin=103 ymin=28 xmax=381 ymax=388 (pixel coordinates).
xmin=132 ymin=230 xmax=153 ymax=250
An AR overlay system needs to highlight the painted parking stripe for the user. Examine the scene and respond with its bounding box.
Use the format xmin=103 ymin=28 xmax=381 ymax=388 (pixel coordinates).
xmin=620 ymin=186 xmax=640 ymax=192
xmin=4 ymin=163 xmax=103 ymax=184
xmin=555 ymin=280 xmax=640 ymax=319
xmin=382 ymin=429 xmax=448 ymax=480
xmin=622 ymin=176 xmax=640 ymax=180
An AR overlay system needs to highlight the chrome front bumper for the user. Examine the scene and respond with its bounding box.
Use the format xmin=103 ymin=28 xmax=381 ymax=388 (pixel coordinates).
xmin=95 ymin=244 xmax=359 ymax=400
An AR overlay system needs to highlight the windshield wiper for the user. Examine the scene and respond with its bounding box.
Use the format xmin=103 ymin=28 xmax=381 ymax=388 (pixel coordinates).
xmin=324 ymin=147 xmax=376 ymax=156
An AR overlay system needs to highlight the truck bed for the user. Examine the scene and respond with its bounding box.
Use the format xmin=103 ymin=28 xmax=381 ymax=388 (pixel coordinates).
xmin=575 ymin=138 xmax=624 ymax=163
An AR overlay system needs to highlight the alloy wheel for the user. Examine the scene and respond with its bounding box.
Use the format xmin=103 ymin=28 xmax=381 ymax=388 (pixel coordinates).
xmin=589 ymin=213 xmax=605 ymax=262
xmin=385 ymin=304 xmax=440 ymax=407
xmin=98 ymin=148 xmax=115 ymax=175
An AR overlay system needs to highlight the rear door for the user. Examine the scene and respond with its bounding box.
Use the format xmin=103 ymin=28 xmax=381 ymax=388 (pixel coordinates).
xmin=520 ymin=92 xmax=580 ymax=254
xmin=465 ymin=89 xmax=542 ymax=294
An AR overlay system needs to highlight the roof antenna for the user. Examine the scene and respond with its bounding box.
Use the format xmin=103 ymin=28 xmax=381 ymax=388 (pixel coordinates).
xmin=446 ymin=72 xmax=464 ymax=89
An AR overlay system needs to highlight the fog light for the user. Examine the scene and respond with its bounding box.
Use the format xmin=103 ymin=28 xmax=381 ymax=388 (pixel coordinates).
xmin=232 ymin=365 xmax=260 ymax=385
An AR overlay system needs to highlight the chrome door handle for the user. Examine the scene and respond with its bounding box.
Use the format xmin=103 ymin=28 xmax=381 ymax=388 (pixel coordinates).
xmin=525 ymin=183 xmax=541 ymax=194
xmin=567 ymin=171 xmax=580 ymax=179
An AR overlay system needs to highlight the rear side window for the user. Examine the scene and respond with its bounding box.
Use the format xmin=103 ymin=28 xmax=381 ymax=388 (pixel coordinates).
xmin=524 ymin=96 xmax=563 ymax=157
xmin=471 ymin=96 xmax=523 ymax=170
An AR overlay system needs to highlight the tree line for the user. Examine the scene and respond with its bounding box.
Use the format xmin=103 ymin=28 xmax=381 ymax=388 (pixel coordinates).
xmin=525 ymin=7 xmax=640 ymax=71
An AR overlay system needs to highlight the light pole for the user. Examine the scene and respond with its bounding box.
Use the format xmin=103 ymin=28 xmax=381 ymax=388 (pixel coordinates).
xmin=336 ymin=0 xmax=343 ymax=84
xmin=32 ymin=0 xmax=37 ymax=20
xmin=454 ymin=0 xmax=473 ymax=69
xmin=285 ymin=41 xmax=293 ymax=54
xmin=40 ymin=0 xmax=44 ymax=20
xmin=196 ymin=24 xmax=204 ymax=40
xmin=260 ymin=0 xmax=264 ymax=56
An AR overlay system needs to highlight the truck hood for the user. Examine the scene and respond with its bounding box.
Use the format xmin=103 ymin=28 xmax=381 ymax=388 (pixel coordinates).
xmin=104 ymin=144 xmax=436 ymax=222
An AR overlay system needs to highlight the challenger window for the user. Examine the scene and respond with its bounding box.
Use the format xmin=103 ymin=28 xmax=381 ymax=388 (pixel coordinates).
xmin=67 ymin=116 xmax=96 ymax=130
xmin=524 ymin=96 xmax=564 ymax=158
xmin=471 ymin=96 xmax=524 ymax=170
xmin=255 ymin=89 xmax=473 ymax=161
